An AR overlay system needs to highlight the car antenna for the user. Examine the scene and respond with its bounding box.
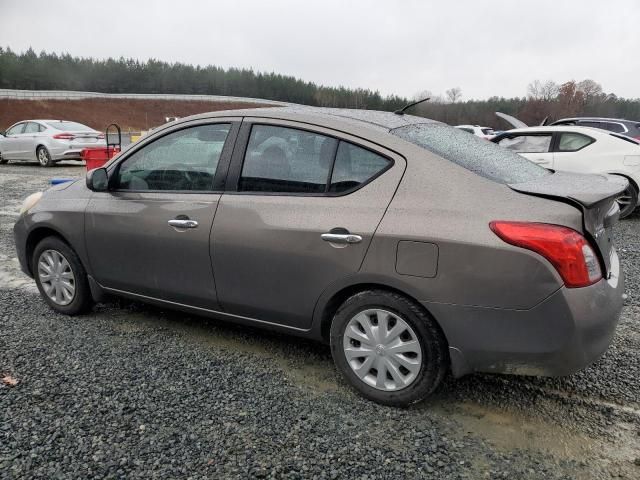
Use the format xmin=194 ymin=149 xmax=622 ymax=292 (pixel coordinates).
xmin=394 ymin=97 xmax=430 ymax=116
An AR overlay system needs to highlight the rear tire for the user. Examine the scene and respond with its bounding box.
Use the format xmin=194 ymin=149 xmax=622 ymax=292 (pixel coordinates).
xmin=617 ymin=181 xmax=638 ymax=219
xmin=37 ymin=146 xmax=54 ymax=167
xmin=330 ymin=290 xmax=449 ymax=407
xmin=0 ymin=151 xmax=7 ymax=164
xmin=32 ymin=236 xmax=93 ymax=315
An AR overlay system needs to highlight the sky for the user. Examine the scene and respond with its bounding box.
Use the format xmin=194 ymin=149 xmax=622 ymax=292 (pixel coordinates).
xmin=1 ymin=0 xmax=639 ymax=100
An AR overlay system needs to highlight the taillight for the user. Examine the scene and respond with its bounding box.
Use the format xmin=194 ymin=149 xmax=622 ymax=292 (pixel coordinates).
xmin=53 ymin=133 xmax=75 ymax=140
xmin=490 ymin=221 xmax=602 ymax=288
xmin=97 ymin=133 xmax=105 ymax=139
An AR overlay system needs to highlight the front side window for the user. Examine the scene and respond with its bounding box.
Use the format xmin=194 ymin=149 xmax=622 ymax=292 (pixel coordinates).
xmin=239 ymin=125 xmax=337 ymax=193
xmin=498 ymin=134 xmax=552 ymax=153
xmin=392 ymin=123 xmax=550 ymax=185
xmin=6 ymin=123 xmax=25 ymax=135
xmin=330 ymin=142 xmax=390 ymax=193
xmin=115 ymin=124 xmax=230 ymax=191
xmin=557 ymin=132 xmax=594 ymax=152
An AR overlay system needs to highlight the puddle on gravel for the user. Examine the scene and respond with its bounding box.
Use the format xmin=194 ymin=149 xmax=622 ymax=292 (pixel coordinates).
xmin=0 ymin=253 xmax=37 ymax=291
xmin=431 ymin=400 xmax=640 ymax=478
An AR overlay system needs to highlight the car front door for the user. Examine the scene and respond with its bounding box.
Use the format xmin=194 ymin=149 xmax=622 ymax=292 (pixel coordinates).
xmin=211 ymin=120 xmax=406 ymax=329
xmin=85 ymin=120 xmax=239 ymax=309
xmin=1 ymin=122 xmax=26 ymax=159
xmin=496 ymin=132 xmax=554 ymax=167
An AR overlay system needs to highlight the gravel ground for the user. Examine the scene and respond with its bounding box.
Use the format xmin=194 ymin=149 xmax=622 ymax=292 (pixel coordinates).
xmin=1 ymin=162 xmax=639 ymax=479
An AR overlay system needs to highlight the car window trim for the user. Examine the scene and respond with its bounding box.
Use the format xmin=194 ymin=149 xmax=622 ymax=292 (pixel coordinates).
xmin=106 ymin=119 xmax=241 ymax=194
xmin=226 ymin=119 xmax=394 ymax=198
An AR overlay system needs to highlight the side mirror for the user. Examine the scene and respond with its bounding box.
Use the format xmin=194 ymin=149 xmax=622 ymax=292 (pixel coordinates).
xmin=86 ymin=168 xmax=109 ymax=192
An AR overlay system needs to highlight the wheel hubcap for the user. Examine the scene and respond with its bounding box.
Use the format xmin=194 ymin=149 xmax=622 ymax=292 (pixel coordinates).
xmin=37 ymin=249 xmax=76 ymax=306
xmin=343 ymin=309 xmax=422 ymax=391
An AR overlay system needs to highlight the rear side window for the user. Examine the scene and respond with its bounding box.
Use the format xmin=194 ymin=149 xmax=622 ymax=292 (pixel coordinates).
xmin=239 ymin=125 xmax=391 ymax=194
xmin=601 ymin=122 xmax=625 ymax=133
xmin=392 ymin=124 xmax=550 ymax=184
xmin=557 ymin=132 xmax=594 ymax=152
xmin=498 ymin=134 xmax=552 ymax=153
xmin=23 ymin=122 xmax=40 ymax=134
xmin=329 ymin=142 xmax=390 ymax=193
xmin=240 ymin=125 xmax=337 ymax=193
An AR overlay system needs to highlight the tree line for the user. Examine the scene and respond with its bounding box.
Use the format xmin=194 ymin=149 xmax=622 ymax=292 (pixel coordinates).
xmin=1 ymin=47 xmax=639 ymax=128
xmin=0 ymin=47 xmax=406 ymax=111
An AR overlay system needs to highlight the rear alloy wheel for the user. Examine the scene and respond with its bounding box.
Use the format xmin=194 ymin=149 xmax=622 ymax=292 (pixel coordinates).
xmin=32 ymin=236 xmax=93 ymax=315
xmin=37 ymin=146 xmax=54 ymax=167
xmin=330 ymin=290 xmax=449 ymax=407
xmin=617 ymin=182 xmax=638 ymax=219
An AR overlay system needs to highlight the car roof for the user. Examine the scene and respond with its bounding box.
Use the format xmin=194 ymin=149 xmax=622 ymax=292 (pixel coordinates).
xmin=499 ymin=126 xmax=610 ymax=136
xmin=181 ymin=106 xmax=441 ymax=133
xmin=553 ymin=117 xmax=638 ymax=124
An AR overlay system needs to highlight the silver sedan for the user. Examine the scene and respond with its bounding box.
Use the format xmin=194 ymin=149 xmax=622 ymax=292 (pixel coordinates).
xmin=0 ymin=119 xmax=105 ymax=167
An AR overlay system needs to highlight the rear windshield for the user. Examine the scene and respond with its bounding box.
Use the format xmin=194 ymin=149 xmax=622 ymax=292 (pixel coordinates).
xmin=46 ymin=121 xmax=93 ymax=131
xmin=391 ymin=123 xmax=551 ymax=184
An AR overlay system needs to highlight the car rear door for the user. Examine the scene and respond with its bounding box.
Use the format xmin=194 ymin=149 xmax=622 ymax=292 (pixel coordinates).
xmin=85 ymin=119 xmax=240 ymax=309
xmin=550 ymin=131 xmax=597 ymax=174
xmin=211 ymin=119 xmax=405 ymax=330
xmin=496 ymin=132 xmax=554 ymax=167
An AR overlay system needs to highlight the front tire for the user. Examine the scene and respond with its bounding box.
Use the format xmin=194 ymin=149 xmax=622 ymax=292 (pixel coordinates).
xmin=32 ymin=236 xmax=93 ymax=315
xmin=0 ymin=151 xmax=7 ymax=164
xmin=330 ymin=290 xmax=449 ymax=407
xmin=37 ymin=146 xmax=54 ymax=167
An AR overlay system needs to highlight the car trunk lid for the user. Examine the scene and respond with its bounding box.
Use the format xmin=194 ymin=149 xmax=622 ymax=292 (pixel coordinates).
xmin=509 ymin=172 xmax=627 ymax=275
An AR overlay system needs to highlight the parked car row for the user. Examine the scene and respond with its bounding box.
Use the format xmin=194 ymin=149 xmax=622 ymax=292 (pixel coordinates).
xmin=0 ymin=120 xmax=105 ymax=166
xmin=14 ymin=106 xmax=627 ymax=406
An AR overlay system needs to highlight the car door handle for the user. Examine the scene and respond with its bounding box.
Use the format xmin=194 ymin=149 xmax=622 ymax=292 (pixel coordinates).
xmin=168 ymin=219 xmax=198 ymax=229
xmin=321 ymin=233 xmax=362 ymax=244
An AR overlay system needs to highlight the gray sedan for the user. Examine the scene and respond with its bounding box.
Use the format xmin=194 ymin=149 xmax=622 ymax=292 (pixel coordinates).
xmin=13 ymin=107 xmax=626 ymax=406
xmin=0 ymin=119 xmax=105 ymax=166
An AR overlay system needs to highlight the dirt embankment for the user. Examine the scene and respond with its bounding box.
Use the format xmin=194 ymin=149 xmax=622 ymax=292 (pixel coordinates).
xmin=0 ymin=98 xmax=273 ymax=132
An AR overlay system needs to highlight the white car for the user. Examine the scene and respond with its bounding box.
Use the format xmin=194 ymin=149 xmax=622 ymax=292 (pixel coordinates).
xmin=492 ymin=126 xmax=640 ymax=218
xmin=0 ymin=120 xmax=105 ymax=167
xmin=455 ymin=125 xmax=496 ymax=140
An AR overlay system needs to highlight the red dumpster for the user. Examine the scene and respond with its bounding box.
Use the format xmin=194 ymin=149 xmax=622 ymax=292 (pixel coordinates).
xmin=82 ymin=147 xmax=120 ymax=170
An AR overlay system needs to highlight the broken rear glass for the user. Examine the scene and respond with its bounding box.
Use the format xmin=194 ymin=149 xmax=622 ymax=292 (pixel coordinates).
xmin=391 ymin=123 xmax=551 ymax=184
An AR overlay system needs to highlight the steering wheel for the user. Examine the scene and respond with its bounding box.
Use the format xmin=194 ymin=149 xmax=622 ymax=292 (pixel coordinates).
xmin=160 ymin=163 xmax=198 ymax=190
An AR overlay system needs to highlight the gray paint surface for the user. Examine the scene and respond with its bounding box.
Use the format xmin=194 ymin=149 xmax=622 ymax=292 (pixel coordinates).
xmin=13 ymin=106 xmax=626 ymax=379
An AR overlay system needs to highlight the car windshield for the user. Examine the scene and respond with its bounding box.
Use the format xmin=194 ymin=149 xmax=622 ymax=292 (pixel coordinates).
xmin=47 ymin=121 xmax=93 ymax=131
xmin=391 ymin=123 xmax=551 ymax=184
